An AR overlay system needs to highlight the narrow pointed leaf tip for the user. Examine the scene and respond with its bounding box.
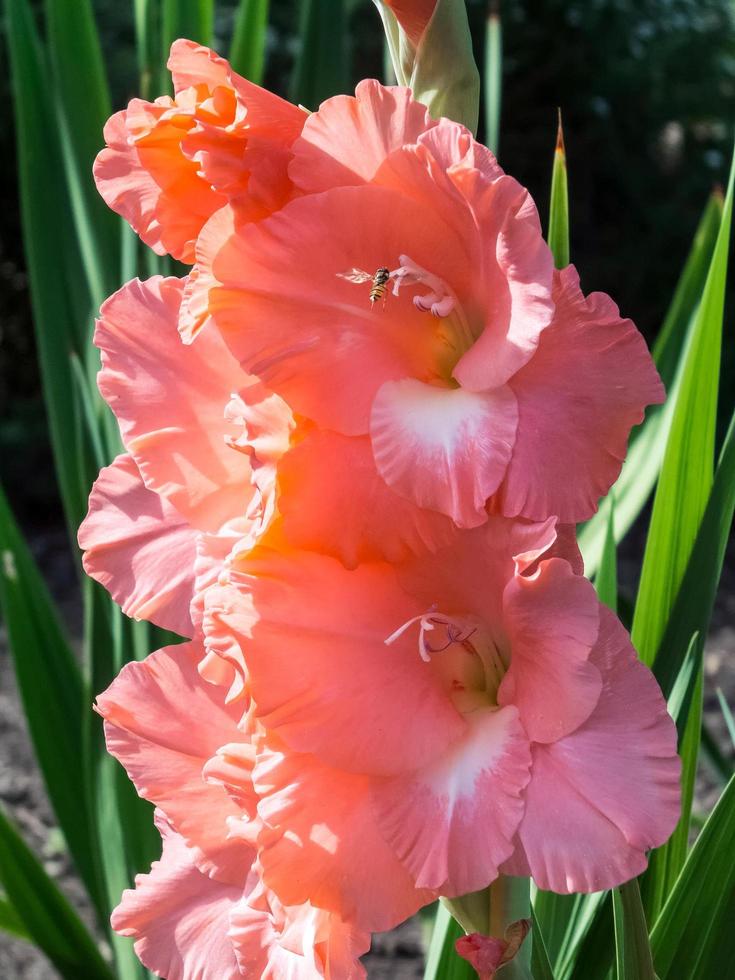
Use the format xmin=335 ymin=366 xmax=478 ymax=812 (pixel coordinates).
xmin=555 ymin=108 xmax=565 ymax=154
xmin=548 ymin=109 xmax=569 ymax=268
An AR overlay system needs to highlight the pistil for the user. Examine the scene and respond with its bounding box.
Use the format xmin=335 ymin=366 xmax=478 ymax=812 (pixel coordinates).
xmin=386 ymin=607 xmax=507 ymax=712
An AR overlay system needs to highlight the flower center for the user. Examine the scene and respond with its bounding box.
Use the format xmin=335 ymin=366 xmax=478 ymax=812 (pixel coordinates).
xmin=385 ymin=607 xmax=506 ymax=714
xmin=336 ymin=255 xmax=475 ymax=382
xmin=390 ymin=254 xmax=476 ymax=363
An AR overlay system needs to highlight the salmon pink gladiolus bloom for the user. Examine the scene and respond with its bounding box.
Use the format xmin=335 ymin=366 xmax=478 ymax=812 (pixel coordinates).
xmin=96 ymin=641 xmax=370 ymax=978
xmin=94 ymin=40 xmax=305 ymax=264
xmin=200 ymin=517 xmax=680 ymax=930
xmin=82 ymin=37 xmax=682 ymax=976
xmin=187 ymin=80 xmax=664 ymax=529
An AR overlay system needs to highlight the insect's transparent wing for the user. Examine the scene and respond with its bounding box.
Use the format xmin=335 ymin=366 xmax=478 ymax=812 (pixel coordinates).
xmin=336 ymin=268 xmax=373 ymax=283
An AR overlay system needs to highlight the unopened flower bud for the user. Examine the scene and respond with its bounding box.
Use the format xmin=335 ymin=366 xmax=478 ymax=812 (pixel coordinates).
xmin=373 ymin=0 xmax=480 ymax=133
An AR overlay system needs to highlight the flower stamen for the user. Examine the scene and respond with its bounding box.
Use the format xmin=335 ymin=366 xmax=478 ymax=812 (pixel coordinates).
xmin=385 ymin=607 xmax=476 ymax=663
xmin=390 ymin=254 xmax=475 ymax=353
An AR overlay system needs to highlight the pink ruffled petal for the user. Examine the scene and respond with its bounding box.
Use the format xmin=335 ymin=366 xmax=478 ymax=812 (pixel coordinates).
xmin=96 ymin=42 xmax=304 ymax=263
xmin=202 ymin=579 xmax=257 ymax=705
xmin=289 ymin=79 xmax=437 ymax=194
xmin=96 ymin=641 xmax=251 ymax=884
xmin=279 ymin=428 xmax=456 ymax=567
xmin=416 ymin=119 xmax=503 ymax=182
xmin=369 ymin=136 xmax=553 ymax=391
xmin=370 ymin=379 xmax=517 ymax=527
xmin=449 ymin=169 xmax=555 ymax=391
xmin=504 ymin=608 xmax=681 ymax=892
xmin=168 ymin=40 xmax=304 ymax=139
xmin=95 ymin=276 xmax=252 ymax=532
xmin=191 ymin=184 xmax=470 ymax=434
xmin=499 ymin=558 xmax=602 ymax=743
xmin=398 ymin=515 xmax=569 ymax=632
xmin=179 ymin=206 xmax=233 ymax=342
xmin=190 ymin=519 xmax=248 ymax=636
xmin=230 ymin=890 xmax=369 ymax=980
xmin=218 ymin=547 xmax=466 ymax=774
xmin=372 ymin=706 xmax=531 ymax=894
xmin=112 ymin=819 xmax=245 ymax=980
xmin=254 ymin=742 xmax=435 ymax=932
xmin=79 ymin=453 xmax=196 ymax=635
xmin=94 ymin=105 xmax=225 ymax=263
xmin=501 ymin=266 xmax=665 ymax=523
xmin=167 ymin=39 xmax=232 ymax=90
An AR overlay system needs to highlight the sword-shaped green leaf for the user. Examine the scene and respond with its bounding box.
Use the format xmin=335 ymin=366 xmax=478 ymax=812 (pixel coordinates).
xmin=4 ymin=0 xmax=95 ymax=530
xmin=530 ymin=909 xmax=556 ymax=980
xmin=632 ymin=146 xmax=734 ymax=668
xmin=579 ymin=191 xmax=723 ymax=576
xmin=44 ymin=0 xmax=119 ymax=306
xmin=654 ymin=405 xmax=735 ymax=698
xmin=641 ymin=633 xmax=703 ymax=922
xmin=290 ymin=0 xmax=349 ymax=109
xmin=561 ymin=892 xmax=613 ymax=980
xmin=613 ymin=880 xmax=656 ymax=980
xmin=716 ymin=689 xmax=735 ymax=750
xmin=0 ymin=483 xmax=106 ymax=923
xmin=133 ymin=0 xmax=157 ymax=98
xmin=0 ymin=894 xmax=29 ymax=942
xmin=0 ymin=806 xmax=113 ymax=980
xmin=484 ymin=1 xmax=502 ymax=156
xmin=230 ymin=0 xmax=270 ymax=84
xmin=423 ymin=901 xmax=474 ymax=980
xmin=594 ymin=495 xmax=617 ymax=612
xmin=650 ymin=775 xmax=735 ymax=978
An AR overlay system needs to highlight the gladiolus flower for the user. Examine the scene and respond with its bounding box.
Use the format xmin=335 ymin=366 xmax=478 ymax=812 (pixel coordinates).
xmin=83 ymin=39 xmax=682 ymax=977
xmin=97 ymin=642 xmax=370 ymax=978
xmin=200 ymin=516 xmax=680 ymax=929
xmin=189 ymin=80 xmax=663 ymax=529
xmin=94 ymin=40 xmax=305 ymax=263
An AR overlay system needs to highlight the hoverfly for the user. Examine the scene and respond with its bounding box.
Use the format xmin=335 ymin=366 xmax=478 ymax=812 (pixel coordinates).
xmin=336 ymin=266 xmax=392 ymax=307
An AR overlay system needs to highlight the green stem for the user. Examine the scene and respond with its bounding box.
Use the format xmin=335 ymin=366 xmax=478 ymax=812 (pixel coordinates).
xmin=442 ymin=888 xmax=490 ymax=935
xmin=490 ymin=877 xmax=533 ymax=979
